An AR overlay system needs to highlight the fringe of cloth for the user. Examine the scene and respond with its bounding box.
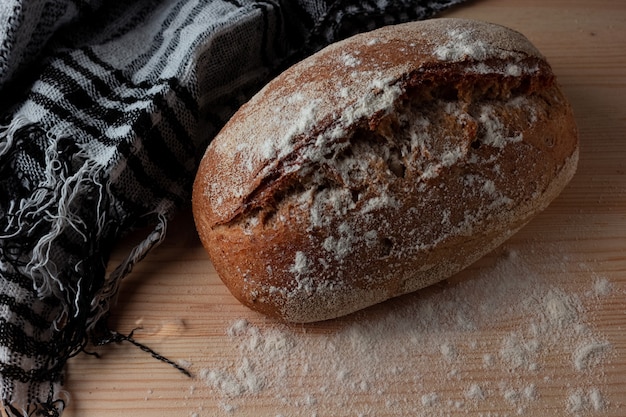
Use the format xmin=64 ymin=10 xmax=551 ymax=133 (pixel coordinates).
xmin=0 ymin=1 xmax=469 ymax=415
xmin=0 ymin=116 xmax=181 ymax=416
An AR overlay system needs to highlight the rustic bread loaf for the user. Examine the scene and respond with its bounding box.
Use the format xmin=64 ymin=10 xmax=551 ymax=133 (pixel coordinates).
xmin=192 ymin=18 xmax=579 ymax=323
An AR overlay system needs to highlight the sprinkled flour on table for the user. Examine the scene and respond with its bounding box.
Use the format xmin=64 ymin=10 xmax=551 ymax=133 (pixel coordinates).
xmin=189 ymin=245 xmax=615 ymax=416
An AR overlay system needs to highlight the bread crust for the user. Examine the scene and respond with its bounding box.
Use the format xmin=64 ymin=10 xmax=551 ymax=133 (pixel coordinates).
xmin=192 ymin=18 xmax=579 ymax=323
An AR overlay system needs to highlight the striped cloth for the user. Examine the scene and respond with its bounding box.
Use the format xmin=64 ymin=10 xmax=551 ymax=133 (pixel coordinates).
xmin=0 ymin=0 xmax=467 ymax=415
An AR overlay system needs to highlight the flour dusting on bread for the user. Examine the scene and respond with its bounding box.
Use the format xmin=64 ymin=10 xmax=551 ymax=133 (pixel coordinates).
xmin=192 ymin=18 xmax=579 ymax=323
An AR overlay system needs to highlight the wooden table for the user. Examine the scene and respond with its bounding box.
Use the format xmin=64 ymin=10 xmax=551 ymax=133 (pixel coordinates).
xmin=63 ymin=1 xmax=626 ymax=416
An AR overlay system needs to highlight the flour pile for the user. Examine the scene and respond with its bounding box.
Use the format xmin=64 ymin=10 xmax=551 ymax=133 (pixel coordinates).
xmin=195 ymin=246 xmax=615 ymax=416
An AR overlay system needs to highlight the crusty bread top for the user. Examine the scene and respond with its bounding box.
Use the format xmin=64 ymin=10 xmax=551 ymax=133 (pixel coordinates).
xmin=195 ymin=18 xmax=550 ymax=227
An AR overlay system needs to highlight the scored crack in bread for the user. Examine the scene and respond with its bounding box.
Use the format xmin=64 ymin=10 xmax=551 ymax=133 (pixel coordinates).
xmin=192 ymin=18 xmax=579 ymax=323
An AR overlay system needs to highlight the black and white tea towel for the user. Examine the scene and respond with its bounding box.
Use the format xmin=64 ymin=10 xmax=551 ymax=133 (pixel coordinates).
xmin=0 ymin=0 xmax=468 ymax=415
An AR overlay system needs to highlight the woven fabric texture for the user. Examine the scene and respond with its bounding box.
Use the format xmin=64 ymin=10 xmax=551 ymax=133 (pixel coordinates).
xmin=0 ymin=0 xmax=467 ymax=415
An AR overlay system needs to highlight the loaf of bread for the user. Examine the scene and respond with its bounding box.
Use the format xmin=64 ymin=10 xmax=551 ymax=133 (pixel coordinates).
xmin=192 ymin=18 xmax=579 ymax=323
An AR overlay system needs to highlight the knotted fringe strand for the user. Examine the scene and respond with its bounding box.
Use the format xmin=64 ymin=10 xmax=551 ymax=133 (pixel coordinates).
xmin=89 ymin=209 xmax=169 ymax=327
xmin=0 ymin=115 xmax=32 ymax=158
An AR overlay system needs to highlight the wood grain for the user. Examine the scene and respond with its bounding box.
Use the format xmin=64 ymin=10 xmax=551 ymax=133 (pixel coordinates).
xmin=62 ymin=1 xmax=626 ymax=416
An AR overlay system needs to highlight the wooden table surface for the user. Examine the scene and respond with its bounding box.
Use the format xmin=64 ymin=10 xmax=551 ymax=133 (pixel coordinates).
xmin=63 ymin=0 xmax=626 ymax=416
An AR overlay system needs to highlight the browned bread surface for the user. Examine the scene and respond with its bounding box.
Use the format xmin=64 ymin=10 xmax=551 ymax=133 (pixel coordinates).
xmin=192 ymin=18 xmax=579 ymax=323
